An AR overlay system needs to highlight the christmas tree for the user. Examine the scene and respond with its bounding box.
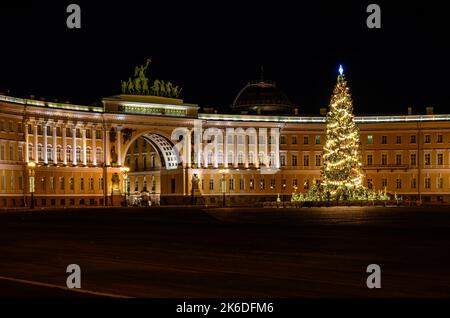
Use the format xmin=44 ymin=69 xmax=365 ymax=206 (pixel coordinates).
xmin=321 ymin=65 xmax=364 ymax=199
xmin=291 ymin=65 xmax=390 ymax=204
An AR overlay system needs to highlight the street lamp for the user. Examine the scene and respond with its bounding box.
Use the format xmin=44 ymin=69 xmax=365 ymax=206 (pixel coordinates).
xmin=218 ymin=169 xmax=229 ymax=207
xmin=120 ymin=166 xmax=130 ymax=207
xmin=27 ymin=161 xmax=36 ymax=209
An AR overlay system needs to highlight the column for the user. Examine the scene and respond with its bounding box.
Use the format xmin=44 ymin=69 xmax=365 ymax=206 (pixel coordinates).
xmin=24 ymin=122 xmax=29 ymax=163
xmin=185 ymin=129 xmax=191 ymax=168
xmin=72 ymin=126 xmax=77 ymax=165
xmin=33 ymin=123 xmax=38 ymax=162
xmin=105 ymin=126 xmax=111 ymax=166
xmin=43 ymin=124 xmax=48 ymax=164
xmin=92 ymin=126 xmax=97 ymax=166
xmin=53 ymin=124 xmax=57 ymax=164
xmin=62 ymin=124 xmax=67 ymax=165
xmin=234 ymin=133 xmax=238 ymax=168
xmin=224 ymin=129 xmax=228 ymax=166
xmin=117 ymin=126 xmax=122 ymax=166
xmin=82 ymin=127 xmax=87 ymax=165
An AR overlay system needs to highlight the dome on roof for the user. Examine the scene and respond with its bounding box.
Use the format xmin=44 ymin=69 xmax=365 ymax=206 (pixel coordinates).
xmin=232 ymin=79 xmax=294 ymax=115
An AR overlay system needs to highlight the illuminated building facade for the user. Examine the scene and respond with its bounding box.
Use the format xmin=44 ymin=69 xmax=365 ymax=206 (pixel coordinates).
xmin=1 ymin=78 xmax=450 ymax=207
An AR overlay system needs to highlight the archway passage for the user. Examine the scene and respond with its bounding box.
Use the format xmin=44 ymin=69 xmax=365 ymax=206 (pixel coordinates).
xmin=141 ymin=134 xmax=179 ymax=170
xmin=124 ymin=133 xmax=181 ymax=207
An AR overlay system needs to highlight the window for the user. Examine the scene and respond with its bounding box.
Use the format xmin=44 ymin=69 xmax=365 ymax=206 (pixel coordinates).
xmin=396 ymin=136 xmax=402 ymax=144
xmin=60 ymin=177 xmax=65 ymax=190
xmin=437 ymin=134 xmax=443 ymax=143
xmin=249 ymin=178 xmax=254 ymax=190
xmin=9 ymin=121 xmax=13 ymax=132
xmin=280 ymin=154 xmax=286 ymax=166
xmin=367 ymin=135 xmax=373 ymax=144
xmin=86 ymin=129 xmax=91 ymax=139
xmin=86 ymin=148 xmax=91 ymax=163
xmin=66 ymin=128 xmax=72 ymax=137
xmin=239 ymin=178 xmax=244 ymax=190
xmin=438 ymin=177 xmax=444 ymax=189
xmin=9 ymin=145 xmax=14 ymax=161
xmin=46 ymin=126 xmax=51 ymax=136
xmin=381 ymin=178 xmax=387 ymax=188
xmin=381 ymin=136 xmax=387 ymax=144
xmin=303 ymin=136 xmax=309 ymax=144
xmin=304 ymin=179 xmax=310 ymax=190
xmin=237 ymin=152 xmax=243 ymax=165
xmin=280 ymin=136 xmax=286 ymax=144
xmin=96 ymin=148 xmax=103 ymax=163
xmin=367 ymin=154 xmax=373 ymax=166
xmin=292 ymin=179 xmax=298 ymax=188
xmin=367 ymin=179 xmax=373 ymax=190
xmin=228 ymin=152 xmax=233 ymax=165
xmin=292 ymin=136 xmax=297 ymax=145
xmin=258 ymin=152 xmax=264 ymax=166
xmin=315 ymin=135 xmax=321 ymax=144
xmin=425 ymin=153 xmax=431 ymax=166
xmin=18 ymin=176 xmax=23 ymax=190
xmin=50 ymin=177 xmax=55 ymax=191
xmin=99 ymin=177 xmax=104 ymax=191
xmin=248 ymin=135 xmax=254 ymax=145
xmin=38 ymin=145 xmax=43 ymax=161
xmin=28 ymin=144 xmax=33 ymax=161
xmin=292 ymin=154 xmax=297 ymax=166
xmin=76 ymin=147 xmax=81 ymax=162
xmin=396 ymin=154 xmax=402 ymax=165
xmin=209 ymin=179 xmax=214 ymax=190
xmin=76 ymin=128 xmax=81 ymax=138
xmin=47 ymin=145 xmax=52 ymax=162
xmin=134 ymin=178 xmax=139 ymax=192
xmin=281 ymin=179 xmax=286 ymax=190
xmin=425 ymin=177 xmax=431 ymax=189
xmin=66 ymin=146 xmax=72 ymax=162
xmin=410 ymin=153 xmax=417 ymax=166
xmin=41 ymin=177 xmax=46 ymax=191
xmin=57 ymin=126 xmax=62 ymax=136
xmin=425 ymin=135 xmax=431 ymax=143
xmin=96 ymin=129 xmax=102 ymax=139
xmin=69 ymin=177 xmax=74 ymax=191
xmin=171 ymin=179 xmax=176 ymax=193
xmin=229 ymin=178 xmax=234 ymax=191
xmin=303 ymin=154 xmax=309 ymax=167
xmin=18 ymin=123 xmax=23 ymax=133
xmin=410 ymin=135 xmax=416 ymax=144
xmin=315 ymin=154 xmax=321 ymax=166
xmin=247 ymin=152 xmax=253 ymax=165
xmin=411 ymin=178 xmax=416 ymax=189
xmin=270 ymin=179 xmax=276 ymax=190
xmin=381 ymin=154 xmax=387 ymax=165
xmin=18 ymin=145 xmax=23 ymax=161
xmin=396 ymin=178 xmax=402 ymax=189
xmin=80 ymin=178 xmax=84 ymax=191
xmin=260 ymin=178 xmax=265 ymax=190
xmin=437 ymin=153 xmax=444 ymax=166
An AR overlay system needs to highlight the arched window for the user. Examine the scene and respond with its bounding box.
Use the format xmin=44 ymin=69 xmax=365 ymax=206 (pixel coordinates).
xmin=57 ymin=146 xmax=62 ymax=162
xmin=66 ymin=146 xmax=72 ymax=162
xmin=47 ymin=145 xmax=53 ymax=162
xmin=238 ymin=152 xmax=244 ymax=165
xmin=248 ymin=152 xmax=254 ymax=165
xmin=86 ymin=147 xmax=92 ymax=163
xmin=38 ymin=144 xmax=43 ymax=161
xmin=76 ymin=147 xmax=82 ymax=162
xmin=28 ymin=144 xmax=34 ymax=161
xmin=207 ymin=151 xmax=213 ymax=166
xmin=228 ymin=151 xmax=233 ymax=165
xmin=259 ymin=152 xmax=265 ymax=165
xmin=96 ymin=148 xmax=103 ymax=163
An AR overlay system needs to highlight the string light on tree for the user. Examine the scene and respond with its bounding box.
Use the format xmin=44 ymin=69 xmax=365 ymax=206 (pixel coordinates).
xmin=291 ymin=65 xmax=390 ymax=203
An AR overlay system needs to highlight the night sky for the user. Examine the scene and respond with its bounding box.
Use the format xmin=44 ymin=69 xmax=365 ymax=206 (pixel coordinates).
xmin=0 ymin=1 xmax=448 ymax=115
